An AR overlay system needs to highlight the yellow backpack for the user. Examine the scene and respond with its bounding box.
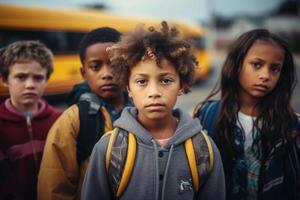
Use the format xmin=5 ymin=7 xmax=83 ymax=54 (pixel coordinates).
xmin=104 ymin=128 xmax=214 ymax=199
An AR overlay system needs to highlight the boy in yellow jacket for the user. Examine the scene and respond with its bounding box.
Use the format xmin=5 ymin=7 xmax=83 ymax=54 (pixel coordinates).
xmin=38 ymin=27 xmax=132 ymax=200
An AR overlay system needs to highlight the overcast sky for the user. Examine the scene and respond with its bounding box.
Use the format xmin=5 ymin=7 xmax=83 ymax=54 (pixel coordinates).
xmin=107 ymin=0 xmax=283 ymax=22
xmin=1 ymin=0 xmax=284 ymax=23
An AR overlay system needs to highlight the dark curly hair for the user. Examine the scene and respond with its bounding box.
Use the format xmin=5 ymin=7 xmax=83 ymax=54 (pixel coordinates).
xmin=0 ymin=40 xmax=53 ymax=80
xmin=107 ymin=21 xmax=198 ymax=93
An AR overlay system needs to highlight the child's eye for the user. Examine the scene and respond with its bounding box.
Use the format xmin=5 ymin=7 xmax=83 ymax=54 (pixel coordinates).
xmin=89 ymin=62 xmax=102 ymax=71
xmin=270 ymin=65 xmax=281 ymax=73
xmin=251 ymin=62 xmax=261 ymax=69
xmin=33 ymin=75 xmax=46 ymax=82
xmin=15 ymin=74 xmax=27 ymax=81
xmin=136 ymin=79 xmax=147 ymax=86
xmin=161 ymin=78 xmax=173 ymax=85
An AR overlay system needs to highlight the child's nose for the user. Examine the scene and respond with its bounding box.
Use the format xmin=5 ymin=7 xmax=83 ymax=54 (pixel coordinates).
xmin=148 ymin=83 xmax=162 ymax=98
xmin=259 ymin=68 xmax=270 ymax=82
xmin=101 ymin=65 xmax=113 ymax=80
xmin=25 ymin=78 xmax=35 ymax=89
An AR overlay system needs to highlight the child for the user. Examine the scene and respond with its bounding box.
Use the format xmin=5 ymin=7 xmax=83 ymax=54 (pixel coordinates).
xmin=0 ymin=40 xmax=61 ymax=200
xmin=81 ymin=21 xmax=225 ymax=200
xmin=194 ymin=29 xmax=300 ymax=200
xmin=37 ymin=27 xmax=132 ymax=200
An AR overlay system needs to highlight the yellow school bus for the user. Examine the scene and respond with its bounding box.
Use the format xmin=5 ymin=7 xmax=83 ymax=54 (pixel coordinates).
xmin=0 ymin=3 xmax=211 ymax=98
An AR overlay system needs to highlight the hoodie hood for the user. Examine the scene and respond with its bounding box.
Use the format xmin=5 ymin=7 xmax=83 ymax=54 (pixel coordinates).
xmin=0 ymin=98 xmax=60 ymax=122
xmin=114 ymin=107 xmax=202 ymax=148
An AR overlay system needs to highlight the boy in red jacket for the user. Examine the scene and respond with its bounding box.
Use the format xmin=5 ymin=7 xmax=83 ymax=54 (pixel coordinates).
xmin=0 ymin=40 xmax=61 ymax=200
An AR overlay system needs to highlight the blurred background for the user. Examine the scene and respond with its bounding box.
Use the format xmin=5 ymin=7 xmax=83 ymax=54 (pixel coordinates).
xmin=0 ymin=0 xmax=299 ymax=113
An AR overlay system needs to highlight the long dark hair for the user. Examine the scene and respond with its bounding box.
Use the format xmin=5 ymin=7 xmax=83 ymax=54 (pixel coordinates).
xmin=204 ymin=29 xmax=297 ymax=168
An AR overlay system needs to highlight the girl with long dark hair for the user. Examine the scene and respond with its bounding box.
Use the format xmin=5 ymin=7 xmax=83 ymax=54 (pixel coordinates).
xmin=194 ymin=29 xmax=300 ymax=200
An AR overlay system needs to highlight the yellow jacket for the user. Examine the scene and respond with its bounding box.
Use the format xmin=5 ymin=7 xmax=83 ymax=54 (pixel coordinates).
xmin=38 ymin=104 xmax=112 ymax=200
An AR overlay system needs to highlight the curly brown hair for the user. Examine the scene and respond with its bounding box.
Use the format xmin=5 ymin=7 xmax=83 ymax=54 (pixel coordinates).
xmin=0 ymin=40 xmax=53 ymax=81
xmin=107 ymin=21 xmax=198 ymax=93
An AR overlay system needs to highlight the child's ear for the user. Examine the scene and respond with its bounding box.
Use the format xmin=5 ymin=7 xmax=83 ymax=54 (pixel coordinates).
xmin=178 ymin=89 xmax=183 ymax=96
xmin=178 ymin=85 xmax=184 ymax=96
xmin=80 ymin=67 xmax=86 ymax=80
xmin=127 ymin=86 xmax=132 ymax=98
xmin=178 ymin=82 xmax=184 ymax=96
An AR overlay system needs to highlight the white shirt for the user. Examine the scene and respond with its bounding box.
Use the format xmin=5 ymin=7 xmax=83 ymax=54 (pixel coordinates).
xmin=237 ymin=111 xmax=256 ymax=150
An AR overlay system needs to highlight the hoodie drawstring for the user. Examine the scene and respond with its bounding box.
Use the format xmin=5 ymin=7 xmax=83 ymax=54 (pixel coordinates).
xmin=152 ymin=139 xmax=175 ymax=200
xmin=152 ymin=139 xmax=160 ymax=200
xmin=162 ymin=144 xmax=174 ymax=200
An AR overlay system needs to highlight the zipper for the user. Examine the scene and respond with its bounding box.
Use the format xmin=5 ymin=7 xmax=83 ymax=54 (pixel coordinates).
xmin=26 ymin=114 xmax=39 ymax=176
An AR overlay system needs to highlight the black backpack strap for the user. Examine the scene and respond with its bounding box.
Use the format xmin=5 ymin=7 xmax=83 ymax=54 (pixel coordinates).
xmin=66 ymin=81 xmax=91 ymax=107
xmin=76 ymin=93 xmax=104 ymax=165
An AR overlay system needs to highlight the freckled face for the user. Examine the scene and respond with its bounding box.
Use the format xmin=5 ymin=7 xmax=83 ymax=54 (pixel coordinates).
xmin=238 ymin=41 xmax=284 ymax=103
xmin=128 ymin=59 xmax=181 ymax=125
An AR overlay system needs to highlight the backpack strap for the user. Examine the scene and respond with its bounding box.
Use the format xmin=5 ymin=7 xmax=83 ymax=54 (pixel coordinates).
xmin=76 ymin=93 xmax=104 ymax=165
xmin=105 ymin=128 xmax=137 ymax=199
xmin=105 ymin=129 xmax=214 ymax=197
xmin=184 ymin=130 xmax=214 ymax=193
xmin=193 ymin=101 xmax=204 ymax=118
xmin=194 ymin=100 xmax=220 ymax=141
xmin=66 ymin=81 xmax=91 ymax=106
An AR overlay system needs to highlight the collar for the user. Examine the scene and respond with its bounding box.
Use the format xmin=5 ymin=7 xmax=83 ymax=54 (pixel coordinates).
xmin=4 ymin=98 xmax=46 ymax=118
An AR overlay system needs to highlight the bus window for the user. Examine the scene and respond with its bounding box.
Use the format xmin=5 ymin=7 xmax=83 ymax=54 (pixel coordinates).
xmin=0 ymin=28 xmax=85 ymax=54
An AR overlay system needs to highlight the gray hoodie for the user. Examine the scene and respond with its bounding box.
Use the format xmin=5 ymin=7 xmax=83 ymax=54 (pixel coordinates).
xmin=81 ymin=107 xmax=225 ymax=200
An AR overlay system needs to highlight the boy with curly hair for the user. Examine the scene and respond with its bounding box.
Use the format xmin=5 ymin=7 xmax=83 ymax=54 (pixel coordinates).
xmin=0 ymin=40 xmax=61 ymax=200
xmin=81 ymin=21 xmax=225 ymax=200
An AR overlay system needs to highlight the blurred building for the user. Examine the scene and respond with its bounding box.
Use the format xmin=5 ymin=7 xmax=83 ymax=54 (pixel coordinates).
xmin=212 ymin=0 xmax=300 ymax=53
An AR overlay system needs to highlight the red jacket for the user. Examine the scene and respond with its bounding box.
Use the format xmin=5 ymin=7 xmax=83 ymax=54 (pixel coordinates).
xmin=0 ymin=99 xmax=61 ymax=200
